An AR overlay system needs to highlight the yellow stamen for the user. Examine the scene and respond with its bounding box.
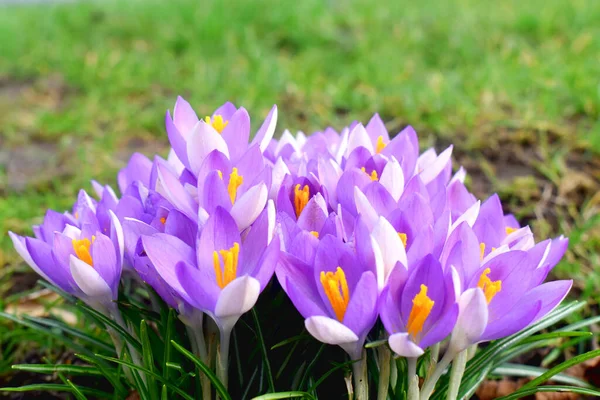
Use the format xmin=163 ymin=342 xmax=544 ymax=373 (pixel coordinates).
xmin=360 ymin=167 xmax=379 ymax=181
xmin=294 ymin=184 xmax=310 ymax=218
xmin=477 ymin=268 xmax=502 ymax=304
xmin=74 ymin=211 xmax=79 ymax=219
xmin=72 ymin=236 xmax=96 ymax=267
xmin=204 ymin=114 xmax=229 ymax=133
xmin=479 ymin=243 xmax=486 ymax=260
xmin=310 ymin=231 xmax=319 ymax=238
xmin=375 ymin=135 xmax=386 ymax=154
xmin=160 ymin=217 xmax=167 ymax=224
xmin=217 ymin=170 xmax=223 ymax=180
xmin=212 ymin=242 xmax=240 ymax=289
xmin=227 ymin=168 xmax=243 ymax=204
xmin=320 ymin=267 xmax=350 ymax=322
xmin=398 ymin=232 xmax=407 ymax=247
xmin=505 ymin=227 xmax=517 ymax=235
xmin=407 ymin=284 xmax=434 ymax=339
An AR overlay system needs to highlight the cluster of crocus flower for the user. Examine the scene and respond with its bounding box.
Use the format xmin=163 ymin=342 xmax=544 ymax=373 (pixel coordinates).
xmin=9 ymin=96 xmax=571 ymax=399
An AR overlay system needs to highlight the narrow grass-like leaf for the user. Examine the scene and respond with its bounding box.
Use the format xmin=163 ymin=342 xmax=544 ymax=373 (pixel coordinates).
xmin=518 ymin=348 xmax=600 ymax=391
xmin=0 ymin=311 xmax=95 ymax=357
xmin=0 ymin=384 xmax=113 ymax=398
xmin=493 ymin=363 xmax=592 ymax=387
xmin=162 ymin=309 xmax=175 ymax=380
xmin=307 ymin=359 xmax=354 ymax=393
xmin=252 ymin=309 xmax=275 ymax=393
xmin=251 ymin=391 xmax=315 ymax=400
xmin=12 ymin=364 xmax=103 ymax=376
xmin=275 ymin=338 xmax=301 ymax=380
xmin=297 ymin=344 xmax=325 ymax=390
xmin=496 ymin=385 xmax=600 ymax=400
xmin=94 ymin=354 xmax=194 ymax=400
xmin=519 ymin=331 xmax=592 ymax=345
xmin=24 ymin=315 xmax=114 ymax=353
xmin=65 ymin=379 xmax=88 ymax=400
xmin=76 ymin=301 xmax=142 ymax=352
xmin=365 ymin=338 xmax=388 ymax=349
xmin=271 ymin=334 xmax=309 ymax=350
xmin=170 ymin=340 xmax=232 ymax=400
xmin=75 ymin=353 xmax=128 ymax=396
xmin=140 ymin=320 xmax=159 ymax=400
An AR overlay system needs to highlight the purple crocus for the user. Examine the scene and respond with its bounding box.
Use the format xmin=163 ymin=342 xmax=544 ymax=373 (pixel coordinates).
xmin=276 ymin=234 xmax=378 ymax=360
xmin=10 ymin=191 xmax=124 ymax=313
xmin=380 ymin=254 xmax=458 ymax=357
xmin=141 ymin=201 xmax=279 ymax=333
xmin=449 ymin=242 xmax=572 ymax=352
xmin=166 ymin=97 xmax=277 ymax=172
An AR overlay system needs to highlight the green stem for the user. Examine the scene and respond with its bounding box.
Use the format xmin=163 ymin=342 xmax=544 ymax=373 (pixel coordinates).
xmin=377 ymin=346 xmax=391 ymax=400
xmin=352 ymin=349 xmax=368 ymax=400
xmin=181 ymin=312 xmax=210 ymax=400
xmin=446 ymin=350 xmax=467 ymax=400
xmin=467 ymin=344 xmax=478 ymax=361
xmin=427 ymin=343 xmax=440 ymax=380
xmin=407 ymin=357 xmax=419 ymax=400
xmin=217 ymin=328 xmax=231 ymax=396
xmin=390 ymin=356 xmax=398 ymax=393
xmin=419 ymin=349 xmax=456 ymax=400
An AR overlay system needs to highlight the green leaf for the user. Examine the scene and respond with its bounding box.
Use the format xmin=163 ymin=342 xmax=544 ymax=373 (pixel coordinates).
xmin=162 ymin=309 xmax=175 ymax=380
xmin=492 ymin=363 xmax=592 ymax=388
xmin=75 ymin=300 xmax=142 ymax=352
xmin=170 ymin=339 xmax=232 ymax=400
xmin=365 ymin=338 xmax=388 ymax=349
xmin=94 ymin=354 xmax=195 ymax=400
xmin=0 ymin=384 xmax=113 ymax=398
xmin=496 ymin=385 xmax=600 ymax=400
xmin=307 ymin=359 xmax=354 ymax=393
xmin=23 ymin=315 xmax=114 ymax=352
xmin=251 ymin=391 xmax=315 ymax=400
xmin=518 ymin=348 xmax=600 ymax=391
xmin=140 ymin=320 xmax=159 ymax=400
xmin=65 ymin=379 xmax=88 ymax=400
xmin=519 ymin=331 xmax=593 ymax=345
xmin=75 ymin=353 xmax=129 ymax=396
xmin=12 ymin=364 xmax=103 ymax=376
xmin=252 ymin=309 xmax=275 ymax=393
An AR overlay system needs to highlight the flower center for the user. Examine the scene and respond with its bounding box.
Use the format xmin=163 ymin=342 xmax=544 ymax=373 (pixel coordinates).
xmin=213 ymin=242 xmax=240 ymax=289
xmin=160 ymin=217 xmax=167 ymax=224
xmin=375 ymin=135 xmax=386 ymax=154
xmin=477 ymin=268 xmax=502 ymax=304
xmin=320 ymin=267 xmax=350 ymax=322
xmin=294 ymin=184 xmax=310 ymax=218
xmin=360 ymin=167 xmax=379 ymax=181
xmin=227 ymin=168 xmax=244 ymax=204
xmin=505 ymin=227 xmax=517 ymax=235
xmin=310 ymin=231 xmax=319 ymax=238
xmin=204 ymin=114 xmax=228 ymax=133
xmin=398 ymin=232 xmax=407 ymax=247
xmin=72 ymin=236 xmax=95 ymax=267
xmin=407 ymin=284 xmax=434 ymax=339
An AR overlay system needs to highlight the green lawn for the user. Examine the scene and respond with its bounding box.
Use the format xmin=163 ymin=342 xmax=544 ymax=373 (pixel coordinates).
xmin=0 ymin=0 xmax=599 ymax=293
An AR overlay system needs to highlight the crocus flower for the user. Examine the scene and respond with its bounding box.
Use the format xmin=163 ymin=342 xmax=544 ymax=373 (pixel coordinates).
xmin=166 ymin=97 xmax=277 ymax=172
xmin=380 ymin=254 xmax=458 ymax=357
xmin=10 ymin=192 xmax=124 ymax=313
xmin=142 ymin=202 xmax=279 ymax=334
xmin=276 ymin=234 xmax=378 ymax=360
xmin=449 ymin=241 xmax=571 ymax=352
xmin=154 ymin=145 xmax=270 ymax=232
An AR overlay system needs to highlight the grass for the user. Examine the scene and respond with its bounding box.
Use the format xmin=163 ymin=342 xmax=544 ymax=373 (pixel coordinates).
xmin=0 ymin=0 xmax=598 ymax=294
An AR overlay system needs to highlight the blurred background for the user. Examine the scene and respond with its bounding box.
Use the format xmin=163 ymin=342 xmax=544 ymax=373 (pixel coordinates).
xmin=0 ymin=0 xmax=598 ymax=367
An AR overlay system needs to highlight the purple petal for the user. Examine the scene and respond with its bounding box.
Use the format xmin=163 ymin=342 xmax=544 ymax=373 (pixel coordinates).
xmin=197 ymin=207 xmax=242 ymax=272
xmin=343 ymin=271 xmax=378 ymax=338
xmin=251 ymin=105 xmax=278 ymax=152
xmin=176 ymin=260 xmax=219 ymax=313
xmin=221 ymin=107 xmax=251 ymax=162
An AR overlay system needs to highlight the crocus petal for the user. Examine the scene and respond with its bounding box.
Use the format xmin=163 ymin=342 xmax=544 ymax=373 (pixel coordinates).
xmin=346 ymin=123 xmax=374 ymax=156
xmin=379 ymin=156 xmax=404 ymax=202
xmin=173 ymin=96 xmax=199 ymax=134
xmin=230 ymin=183 xmax=268 ymax=231
xmin=70 ymin=255 xmax=113 ymax=301
xmin=187 ymin=122 xmax=230 ymax=175
xmin=420 ymin=145 xmax=452 ymax=185
xmin=305 ymin=316 xmax=359 ymax=345
xmin=215 ymin=276 xmax=260 ymax=318
xmin=371 ymin=216 xmax=408 ymax=283
xmin=354 ymin=187 xmax=378 ymax=230
xmin=342 ymin=271 xmax=378 ymax=338
xmin=10 ymin=232 xmax=55 ymax=285
xmin=388 ymin=332 xmax=424 ymax=358
xmin=449 ymin=288 xmax=488 ymax=352
xmin=252 ymin=105 xmax=278 ymax=153
xmin=221 ymin=107 xmax=250 ymax=162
